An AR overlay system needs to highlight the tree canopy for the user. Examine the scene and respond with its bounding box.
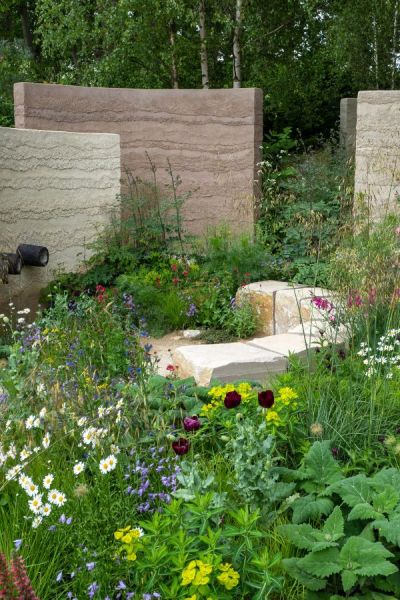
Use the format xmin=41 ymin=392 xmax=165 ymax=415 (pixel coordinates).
xmin=1 ymin=0 xmax=400 ymax=138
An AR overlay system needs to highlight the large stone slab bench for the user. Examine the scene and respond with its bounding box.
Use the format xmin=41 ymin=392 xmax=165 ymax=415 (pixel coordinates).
xmin=173 ymin=281 xmax=344 ymax=385
xmin=174 ymin=330 xmax=323 ymax=386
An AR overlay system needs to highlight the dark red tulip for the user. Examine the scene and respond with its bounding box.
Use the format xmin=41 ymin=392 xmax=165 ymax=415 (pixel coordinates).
xmin=172 ymin=438 xmax=190 ymax=455
xmin=258 ymin=390 xmax=274 ymax=408
xmin=183 ymin=416 xmax=201 ymax=432
xmin=224 ymin=391 xmax=242 ymax=409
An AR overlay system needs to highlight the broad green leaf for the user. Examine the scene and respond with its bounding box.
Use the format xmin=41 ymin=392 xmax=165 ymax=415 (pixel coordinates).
xmin=292 ymin=495 xmax=334 ymax=524
xmin=342 ymin=568 xmax=357 ymax=592
xmin=278 ymin=523 xmax=323 ymax=550
xmin=373 ymin=488 xmax=399 ymax=514
xmin=339 ymin=536 xmax=397 ymax=577
xmin=334 ymin=475 xmax=372 ymax=507
xmin=372 ymin=468 xmax=400 ymax=491
xmin=282 ymin=558 xmax=327 ymax=591
xmin=373 ymin=513 xmax=400 ymax=545
xmin=303 ymin=441 xmax=343 ymax=487
xmin=323 ymin=506 xmax=345 ymax=541
xmin=348 ymin=502 xmax=382 ymax=521
xmin=298 ymin=547 xmax=341 ymax=578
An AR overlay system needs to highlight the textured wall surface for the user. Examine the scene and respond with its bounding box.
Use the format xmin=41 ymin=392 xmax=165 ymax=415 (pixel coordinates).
xmin=355 ymin=91 xmax=400 ymax=218
xmin=14 ymin=83 xmax=263 ymax=235
xmin=340 ymin=98 xmax=357 ymax=158
xmin=0 ymin=126 xmax=120 ymax=312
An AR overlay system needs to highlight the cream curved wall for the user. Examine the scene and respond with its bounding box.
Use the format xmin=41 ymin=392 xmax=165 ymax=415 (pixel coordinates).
xmin=0 ymin=126 xmax=120 ymax=312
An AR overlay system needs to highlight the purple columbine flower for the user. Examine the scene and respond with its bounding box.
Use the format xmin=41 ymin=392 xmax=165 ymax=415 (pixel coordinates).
xmin=87 ymin=582 xmax=99 ymax=598
xmin=86 ymin=562 xmax=96 ymax=571
xmin=116 ymin=581 xmax=126 ymax=590
xmin=186 ymin=303 xmax=197 ymax=317
xmin=59 ymin=514 xmax=72 ymax=525
xmin=13 ymin=539 xmax=23 ymax=551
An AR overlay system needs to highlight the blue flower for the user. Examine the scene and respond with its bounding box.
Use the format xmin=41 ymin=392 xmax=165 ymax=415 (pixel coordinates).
xmin=13 ymin=539 xmax=22 ymax=551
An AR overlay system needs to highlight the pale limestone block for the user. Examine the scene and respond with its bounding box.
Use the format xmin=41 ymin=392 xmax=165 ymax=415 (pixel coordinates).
xmin=248 ymin=332 xmax=319 ymax=359
xmin=173 ymin=342 xmax=287 ymax=386
xmin=274 ymin=287 xmax=332 ymax=334
xmin=236 ymin=280 xmax=291 ymax=335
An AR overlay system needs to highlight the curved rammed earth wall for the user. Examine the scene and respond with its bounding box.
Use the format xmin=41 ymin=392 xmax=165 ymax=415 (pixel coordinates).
xmin=14 ymin=83 xmax=263 ymax=235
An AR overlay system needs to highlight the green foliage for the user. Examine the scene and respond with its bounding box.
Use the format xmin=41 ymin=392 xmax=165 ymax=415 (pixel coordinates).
xmin=198 ymin=227 xmax=273 ymax=290
xmin=280 ymin=441 xmax=400 ymax=598
xmin=259 ymin=137 xmax=353 ymax=286
xmin=228 ymin=418 xmax=295 ymax=509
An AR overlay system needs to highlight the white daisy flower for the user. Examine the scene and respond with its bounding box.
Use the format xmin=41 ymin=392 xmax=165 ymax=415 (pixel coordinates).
xmin=18 ymin=474 xmax=30 ymax=488
xmin=42 ymin=433 xmax=51 ymax=449
xmin=25 ymin=415 xmax=36 ymax=430
xmin=28 ymin=495 xmax=43 ymax=514
xmin=32 ymin=516 xmax=43 ymax=528
xmin=54 ymin=492 xmax=67 ymax=507
xmin=99 ymin=454 xmax=118 ymax=474
xmin=25 ymin=480 xmax=39 ymax=497
xmin=48 ymin=489 xmax=61 ymax=504
xmin=33 ymin=417 xmax=40 ymax=428
xmin=107 ymin=455 xmax=117 ymax=471
xmin=43 ymin=474 xmax=54 ymax=489
xmin=6 ymin=465 xmax=22 ymax=481
xmin=99 ymin=458 xmax=110 ymax=474
xmin=73 ymin=462 xmax=85 ymax=476
xmin=20 ymin=448 xmax=32 ymax=461
xmin=77 ymin=417 xmax=88 ymax=427
xmin=82 ymin=427 xmax=96 ymax=445
xmin=133 ymin=527 xmax=144 ymax=538
xmin=41 ymin=503 xmax=52 ymax=517
xmin=39 ymin=406 xmax=47 ymax=418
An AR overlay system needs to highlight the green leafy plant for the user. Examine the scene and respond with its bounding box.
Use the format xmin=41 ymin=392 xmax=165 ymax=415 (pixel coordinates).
xmin=279 ymin=441 xmax=400 ymax=598
xmin=228 ymin=419 xmax=295 ymax=510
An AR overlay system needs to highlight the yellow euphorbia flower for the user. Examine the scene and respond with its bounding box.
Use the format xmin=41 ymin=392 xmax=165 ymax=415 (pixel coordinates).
xmin=217 ymin=563 xmax=240 ymax=590
xmin=126 ymin=552 xmax=137 ymax=561
xmin=265 ymin=410 xmax=282 ymax=426
xmin=277 ymin=386 xmax=298 ymax=405
xmin=181 ymin=560 xmax=213 ymax=587
xmin=114 ymin=526 xmax=131 ymax=540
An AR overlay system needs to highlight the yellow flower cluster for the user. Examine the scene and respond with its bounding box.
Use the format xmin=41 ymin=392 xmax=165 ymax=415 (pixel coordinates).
xmin=264 ymin=387 xmax=299 ymax=428
xmin=114 ymin=525 xmax=144 ymax=561
xmin=201 ymin=382 xmax=253 ymax=415
xmin=181 ymin=560 xmax=213 ymax=587
xmin=217 ymin=563 xmax=240 ymax=590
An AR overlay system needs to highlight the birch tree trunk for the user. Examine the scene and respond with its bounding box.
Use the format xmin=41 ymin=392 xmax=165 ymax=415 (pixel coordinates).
xmin=233 ymin=0 xmax=242 ymax=88
xmin=199 ymin=0 xmax=209 ymax=88
xmin=392 ymin=0 xmax=399 ymax=89
xmin=169 ymin=21 xmax=179 ymax=89
xmin=372 ymin=11 xmax=379 ymax=88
